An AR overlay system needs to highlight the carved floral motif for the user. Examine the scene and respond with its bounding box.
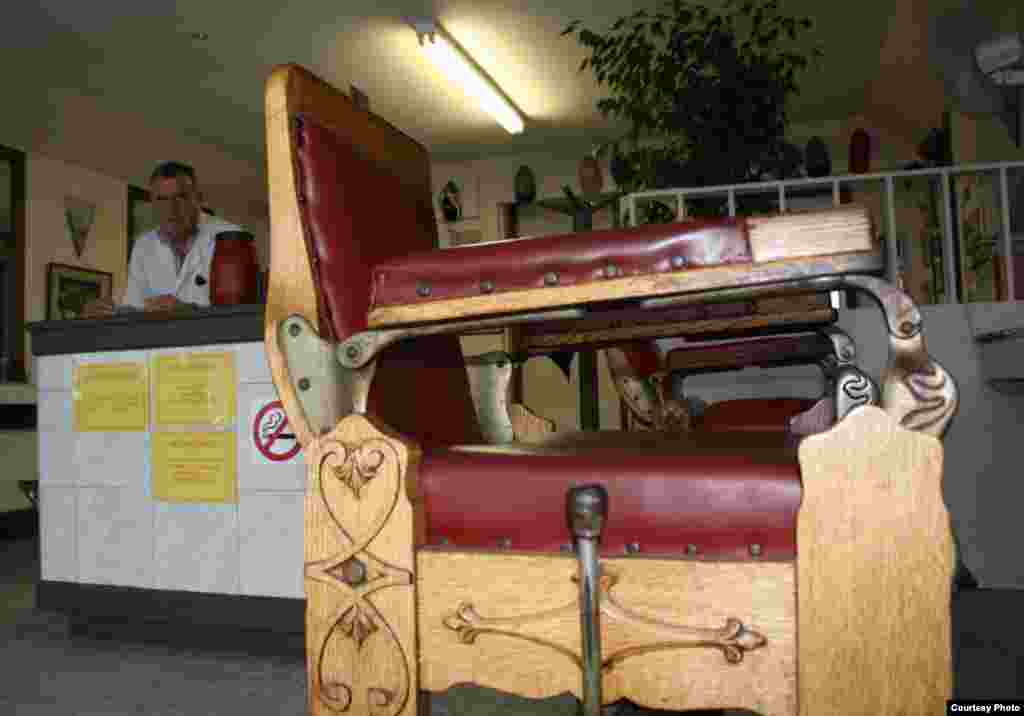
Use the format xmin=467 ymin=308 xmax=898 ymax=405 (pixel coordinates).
xmin=443 ymin=570 xmax=767 ymax=671
xmin=306 ymin=433 xmax=413 ymax=715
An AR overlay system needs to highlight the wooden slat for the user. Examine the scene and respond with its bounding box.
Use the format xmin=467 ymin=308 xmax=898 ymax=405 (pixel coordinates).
xmin=797 ymin=406 xmax=952 ymax=715
xmin=265 ymin=66 xmax=323 ymax=448
xmin=520 ymin=309 xmax=836 ymax=352
xmin=368 ymin=251 xmax=880 ymax=328
xmin=417 ymin=551 xmax=796 ymax=715
xmin=748 ymin=205 xmax=874 ymax=263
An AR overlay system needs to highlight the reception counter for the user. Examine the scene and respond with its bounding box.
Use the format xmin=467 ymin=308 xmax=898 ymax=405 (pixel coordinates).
xmin=28 ymin=306 xmax=305 ymax=643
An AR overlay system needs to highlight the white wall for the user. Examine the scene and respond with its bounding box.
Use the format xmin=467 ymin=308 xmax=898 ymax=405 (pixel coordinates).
xmin=35 ymin=342 xmax=303 ymax=597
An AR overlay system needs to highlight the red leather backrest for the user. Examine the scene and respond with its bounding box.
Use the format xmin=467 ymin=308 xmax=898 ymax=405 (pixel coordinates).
xmin=698 ymin=398 xmax=818 ymax=433
xmin=294 ymin=114 xmax=483 ymax=446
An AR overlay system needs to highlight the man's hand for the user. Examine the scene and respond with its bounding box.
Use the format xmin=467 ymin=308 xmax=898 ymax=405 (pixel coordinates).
xmin=144 ymin=294 xmax=184 ymax=312
xmin=81 ymin=298 xmax=115 ymax=319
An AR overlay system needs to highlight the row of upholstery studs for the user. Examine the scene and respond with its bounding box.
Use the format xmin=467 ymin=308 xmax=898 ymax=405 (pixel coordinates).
xmin=435 ymin=537 xmax=763 ymax=558
xmin=412 ymin=256 xmax=690 ymax=299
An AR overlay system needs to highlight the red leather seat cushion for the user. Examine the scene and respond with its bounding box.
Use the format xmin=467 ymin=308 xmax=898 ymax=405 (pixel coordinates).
xmin=370 ymin=219 xmax=752 ymax=309
xmin=418 ymin=431 xmax=801 ymax=560
xmin=698 ymin=398 xmax=818 ymax=433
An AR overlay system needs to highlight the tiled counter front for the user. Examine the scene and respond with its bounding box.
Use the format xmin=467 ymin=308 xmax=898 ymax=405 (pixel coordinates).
xmin=34 ymin=333 xmax=304 ymax=600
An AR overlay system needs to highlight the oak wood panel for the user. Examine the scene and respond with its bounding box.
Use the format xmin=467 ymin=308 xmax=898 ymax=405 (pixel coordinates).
xmin=304 ymin=413 xmax=422 ymax=716
xmin=416 ymin=551 xmax=796 ymax=715
xmin=796 ymin=406 xmax=953 ymax=715
xmin=368 ymin=252 xmax=879 ymax=327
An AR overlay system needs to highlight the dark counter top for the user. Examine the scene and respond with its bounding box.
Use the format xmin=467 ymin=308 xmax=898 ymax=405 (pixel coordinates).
xmin=27 ymin=304 xmax=264 ymax=356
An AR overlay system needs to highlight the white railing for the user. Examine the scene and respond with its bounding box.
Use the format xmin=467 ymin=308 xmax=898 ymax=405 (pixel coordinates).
xmin=623 ymin=160 xmax=1024 ymax=303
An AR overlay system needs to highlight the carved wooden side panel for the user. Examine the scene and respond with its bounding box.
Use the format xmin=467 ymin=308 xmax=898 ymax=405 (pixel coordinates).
xmin=417 ymin=552 xmax=796 ymax=716
xmin=797 ymin=406 xmax=953 ymax=716
xmin=305 ymin=414 xmax=420 ymax=716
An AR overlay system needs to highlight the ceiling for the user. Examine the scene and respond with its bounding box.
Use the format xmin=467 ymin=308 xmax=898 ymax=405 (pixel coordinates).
xmin=1 ymin=0 xmax=1019 ymax=197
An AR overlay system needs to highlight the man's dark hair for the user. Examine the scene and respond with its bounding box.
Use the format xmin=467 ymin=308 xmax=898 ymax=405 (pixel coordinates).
xmin=149 ymin=161 xmax=197 ymax=185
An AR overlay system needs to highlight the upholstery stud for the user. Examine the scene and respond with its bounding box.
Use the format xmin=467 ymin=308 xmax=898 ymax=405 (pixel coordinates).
xmin=480 ymin=280 xmax=495 ymax=294
xmin=625 ymin=542 xmax=641 ymax=554
xmin=671 ymin=255 xmax=687 ymax=270
xmin=749 ymin=543 xmax=763 ymax=558
xmin=603 ymin=264 xmax=620 ymax=279
xmin=498 ymin=537 xmax=512 ymax=549
xmin=416 ymin=281 xmax=432 ymax=298
xmin=543 ymin=271 xmax=559 ymax=286
xmin=686 ymin=544 xmax=698 ymax=556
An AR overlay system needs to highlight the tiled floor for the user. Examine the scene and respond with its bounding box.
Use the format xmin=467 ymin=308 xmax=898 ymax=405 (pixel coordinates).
xmin=2 ymin=534 xmax=1022 ymax=715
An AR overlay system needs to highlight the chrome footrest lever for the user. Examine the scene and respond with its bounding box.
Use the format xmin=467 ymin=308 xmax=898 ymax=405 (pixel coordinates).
xmin=568 ymin=484 xmax=609 ymax=716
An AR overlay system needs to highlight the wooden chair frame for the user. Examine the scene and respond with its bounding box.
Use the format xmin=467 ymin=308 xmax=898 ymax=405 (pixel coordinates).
xmin=265 ymin=64 xmax=958 ymax=716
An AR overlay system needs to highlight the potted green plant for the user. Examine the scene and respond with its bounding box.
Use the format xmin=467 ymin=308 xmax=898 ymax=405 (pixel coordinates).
xmin=563 ymin=0 xmax=823 ymax=217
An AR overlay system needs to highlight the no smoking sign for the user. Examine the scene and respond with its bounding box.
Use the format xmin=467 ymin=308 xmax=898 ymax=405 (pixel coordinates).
xmin=251 ymin=400 xmax=301 ymax=463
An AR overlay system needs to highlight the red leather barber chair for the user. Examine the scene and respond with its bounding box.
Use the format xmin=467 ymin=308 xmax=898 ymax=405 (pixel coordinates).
xmin=264 ymin=64 xmax=958 ymax=716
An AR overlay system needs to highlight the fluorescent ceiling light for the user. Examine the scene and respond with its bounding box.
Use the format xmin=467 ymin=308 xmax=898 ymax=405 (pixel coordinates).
xmin=410 ymin=18 xmax=525 ymax=134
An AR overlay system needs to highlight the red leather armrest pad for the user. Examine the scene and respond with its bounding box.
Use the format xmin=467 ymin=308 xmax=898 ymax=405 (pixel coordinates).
xmin=370 ymin=219 xmax=751 ymax=309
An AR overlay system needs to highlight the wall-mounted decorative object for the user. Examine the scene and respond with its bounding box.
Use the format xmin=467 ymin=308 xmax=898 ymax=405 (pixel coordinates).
xmin=64 ymin=196 xmax=96 ymax=258
xmin=804 ymin=137 xmax=832 ymax=177
xmin=849 ymin=128 xmax=872 ymax=174
xmin=46 ymin=263 xmax=112 ymax=321
xmin=439 ymin=180 xmax=462 ymax=222
xmin=514 ymin=165 xmax=537 ymax=204
xmin=127 ymin=185 xmax=154 ymax=266
xmin=578 ymin=155 xmax=604 ymax=197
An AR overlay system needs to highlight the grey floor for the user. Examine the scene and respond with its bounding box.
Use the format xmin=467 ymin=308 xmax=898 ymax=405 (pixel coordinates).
xmin=2 ymin=535 xmax=1022 ymax=715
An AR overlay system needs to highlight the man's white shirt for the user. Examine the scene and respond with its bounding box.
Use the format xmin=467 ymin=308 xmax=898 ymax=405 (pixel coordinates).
xmin=121 ymin=215 xmax=243 ymax=309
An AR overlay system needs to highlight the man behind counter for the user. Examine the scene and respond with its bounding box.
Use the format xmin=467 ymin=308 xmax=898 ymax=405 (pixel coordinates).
xmin=82 ymin=161 xmax=245 ymax=317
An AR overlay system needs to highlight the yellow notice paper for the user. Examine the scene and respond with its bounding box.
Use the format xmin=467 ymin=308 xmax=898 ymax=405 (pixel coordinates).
xmin=153 ymin=352 xmax=236 ymax=428
xmin=73 ymin=362 xmax=149 ymax=432
xmin=152 ymin=432 xmax=237 ymax=503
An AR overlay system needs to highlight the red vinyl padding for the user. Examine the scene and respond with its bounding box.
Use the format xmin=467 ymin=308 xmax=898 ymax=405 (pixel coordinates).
xmin=294 ymin=115 xmax=482 ymax=446
xmin=418 ymin=432 xmax=802 ymax=560
xmin=698 ymin=398 xmax=819 ymax=433
xmin=371 ymin=219 xmax=752 ymax=309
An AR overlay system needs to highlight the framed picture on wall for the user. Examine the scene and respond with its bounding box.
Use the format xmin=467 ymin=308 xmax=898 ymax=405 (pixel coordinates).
xmin=46 ymin=263 xmax=113 ymax=321
xmin=126 ymin=185 xmax=156 ymax=266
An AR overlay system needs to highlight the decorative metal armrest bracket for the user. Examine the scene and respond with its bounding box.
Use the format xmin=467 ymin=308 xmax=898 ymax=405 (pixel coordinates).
xmin=814 ymin=325 xmax=880 ymax=422
xmin=841 ymin=275 xmax=958 ymax=438
xmin=638 ymin=274 xmax=957 ymax=438
xmin=464 ymin=351 xmax=517 ymax=444
xmin=605 ymin=348 xmax=690 ymax=432
xmin=277 ymin=315 xmax=354 ymax=437
xmin=333 ymin=270 xmax=957 ymax=439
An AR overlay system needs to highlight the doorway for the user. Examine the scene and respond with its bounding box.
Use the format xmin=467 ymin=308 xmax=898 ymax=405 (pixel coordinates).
xmin=0 ymin=144 xmax=26 ymax=383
